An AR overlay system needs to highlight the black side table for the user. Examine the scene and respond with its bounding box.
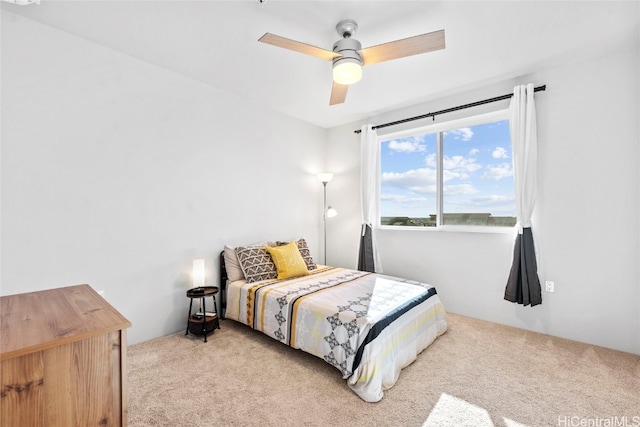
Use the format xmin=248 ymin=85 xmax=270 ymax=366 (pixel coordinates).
xmin=185 ymin=286 xmax=220 ymax=342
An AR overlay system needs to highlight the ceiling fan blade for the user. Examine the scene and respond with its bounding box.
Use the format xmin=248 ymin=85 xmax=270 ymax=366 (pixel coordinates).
xmin=329 ymin=82 xmax=349 ymax=105
xmin=259 ymin=33 xmax=340 ymax=61
xmin=361 ymin=29 xmax=445 ymax=66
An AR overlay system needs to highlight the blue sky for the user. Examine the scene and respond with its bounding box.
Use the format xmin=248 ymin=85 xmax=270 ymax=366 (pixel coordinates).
xmin=380 ymin=119 xmax=516 ymax=218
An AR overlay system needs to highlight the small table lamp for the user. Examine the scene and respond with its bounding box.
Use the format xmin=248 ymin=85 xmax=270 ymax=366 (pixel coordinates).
xmin=192 ymin=259 xmax=205 ymax=289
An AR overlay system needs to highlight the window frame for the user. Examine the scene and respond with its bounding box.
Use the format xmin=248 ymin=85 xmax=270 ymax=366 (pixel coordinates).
xmin=377 ymin=109 xmax=516 ymax=234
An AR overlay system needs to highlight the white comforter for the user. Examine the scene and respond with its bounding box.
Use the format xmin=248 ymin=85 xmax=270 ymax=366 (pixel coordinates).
xmin=225 ymin=266 xmax=447 ymax=402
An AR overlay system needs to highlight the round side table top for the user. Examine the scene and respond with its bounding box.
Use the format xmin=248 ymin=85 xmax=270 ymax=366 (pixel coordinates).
xmin=186 ymin=286 xmax=219 ymax=298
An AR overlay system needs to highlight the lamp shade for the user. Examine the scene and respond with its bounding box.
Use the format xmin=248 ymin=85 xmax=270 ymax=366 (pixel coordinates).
xmin=326 ymin=206 xmax=338 ymax=218
xmin=332 ymin=58 xmax=362 ymax=85
xmin=192 ymin=259 xmax=205 ymax=288
xmin=317 ymin=172 xmax=334 ymax=184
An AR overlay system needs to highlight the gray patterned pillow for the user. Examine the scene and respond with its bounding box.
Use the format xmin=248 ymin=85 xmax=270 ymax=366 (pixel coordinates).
xmin=235 ymin=245 xmax=278 ymax=283
xmin=276 ymin=238 xmax=317 ymax=271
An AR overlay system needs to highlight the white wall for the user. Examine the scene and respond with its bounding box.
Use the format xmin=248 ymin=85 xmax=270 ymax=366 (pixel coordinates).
xmin=0 ymin=12 xmax=327 ymax=345
xmin=2 ymin=9 xmax=638 ymax=356
xmin=326 ymin=46 xmax=640 ymax=355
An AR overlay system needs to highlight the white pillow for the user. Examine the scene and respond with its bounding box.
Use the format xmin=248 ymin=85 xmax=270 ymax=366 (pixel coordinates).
xmin=223 ymin=245 xmax=245 ymax=282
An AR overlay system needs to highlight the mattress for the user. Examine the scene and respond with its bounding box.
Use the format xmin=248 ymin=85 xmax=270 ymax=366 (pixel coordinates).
xmin=225 ymin=265 xmax=447 ymax=402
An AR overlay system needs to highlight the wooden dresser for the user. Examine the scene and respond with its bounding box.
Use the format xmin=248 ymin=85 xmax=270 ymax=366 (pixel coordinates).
xmin=1 ymin=284 xmax=131 ymax=426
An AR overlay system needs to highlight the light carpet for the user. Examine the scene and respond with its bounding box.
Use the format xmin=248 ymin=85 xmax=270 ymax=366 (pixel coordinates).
xmin=127 ymin=313 xmax=639 ymax=427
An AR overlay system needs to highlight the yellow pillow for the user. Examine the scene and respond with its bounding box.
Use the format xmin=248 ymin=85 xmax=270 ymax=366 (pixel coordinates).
xmin=266 ymin=242 xmax=310 ymax=280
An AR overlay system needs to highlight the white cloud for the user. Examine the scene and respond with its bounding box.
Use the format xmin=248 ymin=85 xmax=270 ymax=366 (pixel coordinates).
xmin=471 ymin=194 xmax=515 ymax=205
xmin=443 ymin=169 xmax=470 ymax=182
xmin=443 ymin=155 xmax=481 ymax=173
xmin=443 ymin=183 xmax=478 ymax=195
xmin=469 ymin=148 xmax=479 ymax=156
xmin=381 ymin=194 xmax=429 ymax=205
xmin=444 ymin=127 xmax=474 ymax=141
xmin=482 ymin=163 xmax=513 ymax=180
xmin=381 ymin=168 xmax=437 ymax=195
xmin=492 ymin=146 xmax=509 ymax=158
xmin=444 ymin=194 xmax=515 ymax=209
xmin=425 ymin=153 xmax=482 ymax=182
xmin=387 ymin=138 xmax=426 ymax=154
xmin=380 ymin=193 xmax=435 ymax=217
xmin=426 ymin=154 xmax=481 ymax=173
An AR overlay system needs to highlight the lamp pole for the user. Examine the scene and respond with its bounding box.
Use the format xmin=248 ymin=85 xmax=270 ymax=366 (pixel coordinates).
xmin=322 ymin=180 xmax=328 ymax=264
xmin=317 ymin=172 xmax=334 ymax=265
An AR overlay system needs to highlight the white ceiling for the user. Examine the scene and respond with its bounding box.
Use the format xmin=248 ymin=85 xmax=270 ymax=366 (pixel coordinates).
xmin=2 ymin=1 xmax=639 ymax=128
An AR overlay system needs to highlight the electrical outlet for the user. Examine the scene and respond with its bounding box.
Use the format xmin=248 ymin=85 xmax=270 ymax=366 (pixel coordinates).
xmin=545 ymin=281 xmax=555 ymax=293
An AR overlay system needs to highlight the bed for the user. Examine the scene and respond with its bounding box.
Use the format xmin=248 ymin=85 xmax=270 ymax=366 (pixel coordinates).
xmin=219 ymin=239 xmax=447 ymax=402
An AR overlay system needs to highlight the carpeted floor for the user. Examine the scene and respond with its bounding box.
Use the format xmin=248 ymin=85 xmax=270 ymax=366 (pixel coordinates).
xmin=127 ymin=313 xmax=639 ymax=427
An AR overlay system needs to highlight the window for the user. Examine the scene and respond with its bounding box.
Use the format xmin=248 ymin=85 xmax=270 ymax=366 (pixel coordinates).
xmin=379 ymin=110 xmax=516 ymax=229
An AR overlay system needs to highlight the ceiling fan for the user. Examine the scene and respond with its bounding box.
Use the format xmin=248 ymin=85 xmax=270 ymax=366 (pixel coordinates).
xmin=258 ymin=19 xmax=445 ymax=105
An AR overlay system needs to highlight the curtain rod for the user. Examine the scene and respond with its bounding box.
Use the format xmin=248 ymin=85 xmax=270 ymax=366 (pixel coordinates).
xmin=354 ymin=84 xmax=546 ymax=134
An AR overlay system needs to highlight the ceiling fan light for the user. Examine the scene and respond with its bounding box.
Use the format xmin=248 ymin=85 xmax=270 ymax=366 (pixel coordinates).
xmin=332 ymin=58 xmax=362 ymax=85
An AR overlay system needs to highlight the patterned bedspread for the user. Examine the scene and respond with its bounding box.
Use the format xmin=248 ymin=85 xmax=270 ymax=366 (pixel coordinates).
xmin=226 ymin=266 xmax=447 ymax=402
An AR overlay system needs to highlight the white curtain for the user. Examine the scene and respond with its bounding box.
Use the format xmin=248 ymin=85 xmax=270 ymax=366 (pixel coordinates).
xmin=358 ymin=124 xmax=383 ymax=273
xmin=504 ymin=83 xmax=542 ymax=306
xmin=511 ymin=83 xmax=537 ymax=232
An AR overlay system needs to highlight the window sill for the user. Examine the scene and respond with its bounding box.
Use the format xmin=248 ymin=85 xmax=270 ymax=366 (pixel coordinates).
xmin=377 ymin=225 xmax=516 ymax=235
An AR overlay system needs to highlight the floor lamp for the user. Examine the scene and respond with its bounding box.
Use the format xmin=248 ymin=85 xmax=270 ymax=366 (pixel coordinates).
xmin=317 ymin=173 xmax=337 ymax=265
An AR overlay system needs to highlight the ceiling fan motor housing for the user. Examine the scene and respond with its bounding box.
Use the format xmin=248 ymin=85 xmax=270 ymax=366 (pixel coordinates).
xmin=332 ymin=37 xmax=363 ymax=66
